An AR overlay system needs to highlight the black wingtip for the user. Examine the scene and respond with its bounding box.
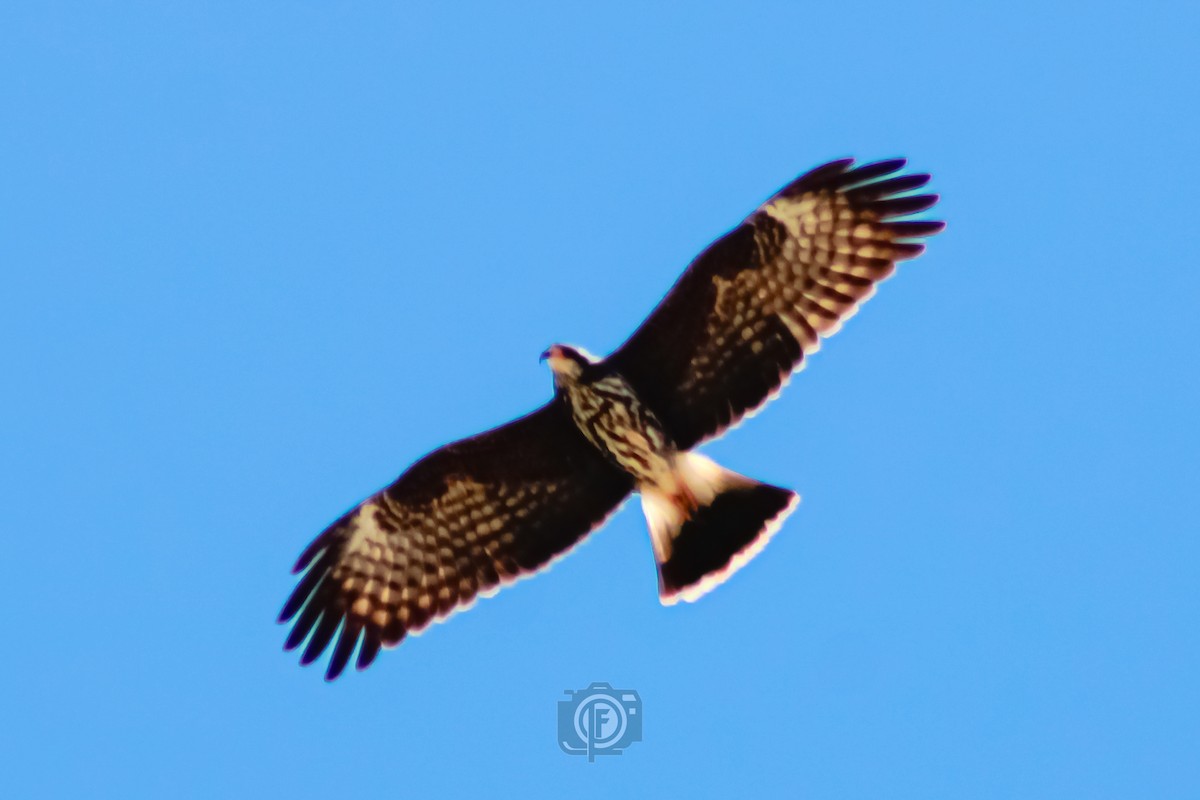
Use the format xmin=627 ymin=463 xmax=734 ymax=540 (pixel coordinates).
xmin=324 ymin=624 xmax=361 ymax=681
xmin=786 ymin=157 xmax=855 ymax=193
xmin=278 ymin=562 xmax=329 ymax=624
xmin=872 ymin=193 xmax=940 ymax=218
xmin=843 ymin=157 xmax=908 ymax=186
xmin=300 ymin=611 xmax=340 ymax=666
xmin=283 ymin=591 xmax=325 ymax=651
xmin=886 ymin=219 xmax=947 ymax=238
xmin=780 ymin=156 xmax=932 ymax=200
xmin=292 ymin=541 xmax=324 ymax=574
xmin=357 ymin=631 xmax=382 ymax=672
xmin=817 ymin=156 xmax=857 ymax=173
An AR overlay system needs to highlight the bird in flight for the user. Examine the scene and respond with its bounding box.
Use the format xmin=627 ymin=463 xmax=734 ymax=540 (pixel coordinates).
xmin=280 ymin=157 xmax=944 ymax=679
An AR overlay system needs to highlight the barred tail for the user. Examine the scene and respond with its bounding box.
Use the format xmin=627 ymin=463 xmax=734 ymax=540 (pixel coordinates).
xmin=641 ymin=453 xmax=799 ymax=605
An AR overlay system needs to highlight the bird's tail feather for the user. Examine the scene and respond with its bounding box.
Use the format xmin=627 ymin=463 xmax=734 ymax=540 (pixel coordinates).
xmin=641 ymin=453 xmax=798 ymax=605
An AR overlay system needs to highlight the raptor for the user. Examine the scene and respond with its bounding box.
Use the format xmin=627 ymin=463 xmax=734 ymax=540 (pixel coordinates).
xmin=280 ymin=157 xmax=944 ymax=679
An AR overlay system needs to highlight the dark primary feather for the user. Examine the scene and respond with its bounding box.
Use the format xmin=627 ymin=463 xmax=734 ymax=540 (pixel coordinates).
xmin=279 ymin=400 xmax=633 ymax=680
xmin=608 ymin=157 xmax=945 ymax=450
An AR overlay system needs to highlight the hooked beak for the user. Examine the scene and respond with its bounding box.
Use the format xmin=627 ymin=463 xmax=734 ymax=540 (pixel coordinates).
xmin=539 ymin=346 xmax=557 ymax=362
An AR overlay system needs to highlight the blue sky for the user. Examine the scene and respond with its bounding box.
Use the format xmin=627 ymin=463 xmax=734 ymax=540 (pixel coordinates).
xmin=3 ymin=2 xmax=1198 ymax=797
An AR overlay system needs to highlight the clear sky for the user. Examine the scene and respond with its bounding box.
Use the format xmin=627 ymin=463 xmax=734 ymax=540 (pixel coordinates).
xmin=3 ymin=2 xmax=1198 ymax=798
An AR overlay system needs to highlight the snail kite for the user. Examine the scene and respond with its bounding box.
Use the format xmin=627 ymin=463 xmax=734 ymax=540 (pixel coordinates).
xmin=280 ymin=157 xmax=944 ymax=679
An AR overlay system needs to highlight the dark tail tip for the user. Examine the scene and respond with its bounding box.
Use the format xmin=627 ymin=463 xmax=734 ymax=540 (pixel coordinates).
xmin=659 ymin=482 xmax=797 ymax=604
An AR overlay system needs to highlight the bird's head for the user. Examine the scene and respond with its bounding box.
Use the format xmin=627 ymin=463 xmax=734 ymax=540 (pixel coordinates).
xmin=540 ymin=344 xmax=595 ymax=386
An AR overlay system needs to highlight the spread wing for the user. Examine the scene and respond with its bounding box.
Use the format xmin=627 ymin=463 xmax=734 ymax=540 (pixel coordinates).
xmin=607 ymin=158 xmax=945 ymax=450
xmin=278 ymin=401 xmax=633 ymax=680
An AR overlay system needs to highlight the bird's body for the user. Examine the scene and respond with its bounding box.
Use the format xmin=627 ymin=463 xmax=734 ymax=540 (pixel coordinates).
xmin=280 ymin=157 xmax=945 ymax=679
xmin=549 ymin=348 xmax=676 ymax=489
